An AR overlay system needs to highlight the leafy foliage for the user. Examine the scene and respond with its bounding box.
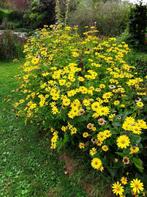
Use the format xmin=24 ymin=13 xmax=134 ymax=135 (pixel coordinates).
xmin=0 ymin=31 xmax=24 ymax=60
xmin=68 ymin=0 xmax=130 ymax=36
xmin=0 ymin=8 xmax=24 ymax=30
xmin=24 ymin=0 xmax=56 ymax=29
xmin=16 ymin=25 xmax=147 ymax=196
xmin=127 ymin=1 xmax=147 ymax=50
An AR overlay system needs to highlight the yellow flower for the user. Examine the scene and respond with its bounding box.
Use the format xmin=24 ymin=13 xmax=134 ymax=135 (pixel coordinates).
xmin=130 ymin=178 xmax=144 ymax=195
xmin=109 ymin=114 xmax=115 ymax=121
xmin=99 ymin=84 xmax=106 ymax=89
xmin=117 ymin=135 xmax=130 ymax=149
xmin=50 ymin=131 xmax=58 ymax=149
xmin=97 ymin=132 xmax=106 ymax=142
xmin=96 ymin=140 xmax=103 ymax=146
xmin=137 ymin=120 xmax=147 ymax=129
xmin=72 ymin=51 xmax=79 ymax=57
xmin=91 ymin=102 xmax=100 ymax=111
xmin=61 ymin=126 xmax=68 ymax=132
xmin=83 ymin=99 xmax=90 ymax=106
xmin=120 ymin=177 xmax=127 ymax=185
xmin=62 ymin=97 xmax=71 ymax=106
xmin=132 ymin=126 xmax=142 ymax=135
xmin=31 ymin=57 xmax=39 ymax=65
xmin=102 ymin=92 xmax=112 ymax=99
xmin=130 ymin=146 xmax=139 ymax=154
xmin=103 ymin=130 xmax=112 ymax=138
xmin=83 ymin=132 xmax=89 ymax=138
xmin=71 ymin=127 xmax=77 ymax=135
xmin=114 ymin=100 xmax=120 ymax=105
xmin=112 ymin=182 xmax=124 ymax=196
xmin=91 ymin=158 xmax=103 ymax=171
xmin=79 ymin=142 xmax=85 ymax=149
xmin=101 ymin=145 xmax=109 ymax=152
xmin=89 ymin=148 xmax=97 ymax=156
xmin=59 ymin=79 xmax=66 ymax=86
xmin=136 ymin=101 xmax=144 ymax=108
xmin=120 ymin=104 xmax=125 ymax=108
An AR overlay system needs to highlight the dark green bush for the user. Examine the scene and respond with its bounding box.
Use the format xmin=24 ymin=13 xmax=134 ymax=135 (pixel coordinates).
xmin=23 ymin=0 xmax=56 ymax=29
xmin=0 ymin=9 xmax=24 ymax=30
xmin=127 ymin=1 xmax=147 ymax=50
xmin=125 ymin=51 xmax=147 ymax=77
xmin=0 ymin=31 xmax=24 ymax=60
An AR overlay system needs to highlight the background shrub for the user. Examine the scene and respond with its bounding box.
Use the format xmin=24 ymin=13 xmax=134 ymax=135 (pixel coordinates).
xmin=0 ymin=31 xmax=24 ymax=60
xmin=0 ymin=8 xmax=24 ymax=30
xmin=23 ymin=0 xmax=56 ymax=29
xmin=68 ymin=0 xmax=130 ymax=36
xmin=127 ymin=1 xmax=147 ymax=50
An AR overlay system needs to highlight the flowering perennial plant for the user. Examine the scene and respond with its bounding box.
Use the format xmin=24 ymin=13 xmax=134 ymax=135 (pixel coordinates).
xmin=16 ymin=25 xmax=147 ymax=196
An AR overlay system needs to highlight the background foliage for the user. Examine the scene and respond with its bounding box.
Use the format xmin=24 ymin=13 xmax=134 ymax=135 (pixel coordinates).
xmin=0 ymin=31 xmax=24 ymax=60
xmin=127 ymin=1 xmax=147 ymax=50
xmin=23 ymin=0 xmax=56 ymax=29
xmin=68 ymin=0 xmax=130 ymax=36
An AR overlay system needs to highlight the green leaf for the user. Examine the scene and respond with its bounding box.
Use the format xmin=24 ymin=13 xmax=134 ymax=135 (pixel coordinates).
xmin=63 ymin=133 xmax=69 ymax=144
xmin=112 ymin=122 xmax=121 ymax=127
xmin=116 ymin=152 xmax=125 ymax=157
xmin=132 ymin=157 xmax=144 ymax=173
xmin=131 ymin=135 xmax=141 ymax=144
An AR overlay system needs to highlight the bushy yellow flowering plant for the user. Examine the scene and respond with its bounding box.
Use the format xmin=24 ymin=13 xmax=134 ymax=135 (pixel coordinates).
xmin=112 ymin=177 xmax=145 ymax=196
xmin=16 ymin=25 xmax=147 ymax=195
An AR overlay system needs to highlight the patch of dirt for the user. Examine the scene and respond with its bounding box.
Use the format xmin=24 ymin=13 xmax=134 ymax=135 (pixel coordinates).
xmin=82 ymin=182 xmax=94 ymax=197
xmin=82 ymin=182 xmax=113 ymax=197
xmin=48 ymin=190 xmax=58 ymax=197
xmin=59 ymin=152 xmax=77 ymax=176
xmin=48 ymin=191 xmax=55 ymax=197
xmin=104 ymin=189 xmax=113 ymax=197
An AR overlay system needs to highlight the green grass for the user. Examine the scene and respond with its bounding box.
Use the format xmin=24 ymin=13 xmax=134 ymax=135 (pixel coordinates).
xmin=0 ymin=61 xmax=89 ymax=197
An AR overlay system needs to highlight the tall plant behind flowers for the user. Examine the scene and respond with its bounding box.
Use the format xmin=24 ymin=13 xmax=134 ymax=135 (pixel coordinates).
xmin=16 ymin=25 xmax=147 ymax=196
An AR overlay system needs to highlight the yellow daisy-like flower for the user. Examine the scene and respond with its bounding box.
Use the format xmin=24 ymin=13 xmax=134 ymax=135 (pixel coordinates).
xmin=120 ymin=177 xmax=128 ymax=185
xmin=117 ymin=135 xmax=130 ymax=149
xmin=91 ymin=102 xmax=100 ymax=111
xmin=101 ymin=145 xmax=109 ymax=152
xmin=89 ymin=147 xmax=97 ymax=156
xmin=130 ymin=178 xmax=144 ymax=195
xmin=114 ymin=100 xmax=120 ymax=106
xmin=91 ymin=158 xmax=103 ymax=171
xmin=79 ymin=142 xmax=85 ymax=149
xmin=112 ymin=182 xmax=124 ymax=196
xmin=62 ymin=97 xmax=71 ymax=106
xmin=136 ymin=101 xmax=144 ymax=108
xmin=31 ymin=57 xmax=39 ymax=65
xmin=130 ymin=146 xmax=139 ymax=154
xmin=83 ymin=132 xmax=89 ymax=138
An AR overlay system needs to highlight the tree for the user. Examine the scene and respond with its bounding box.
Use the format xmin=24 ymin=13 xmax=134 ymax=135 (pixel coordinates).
xmin=24 ymin=0 xmax=56 ymax=29
xmin=128 ymin=0 xmax=147 ymax=49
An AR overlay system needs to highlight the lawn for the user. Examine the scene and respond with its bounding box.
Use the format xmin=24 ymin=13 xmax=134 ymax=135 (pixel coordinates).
xmin=0 ymin=61 xmax=89 ymax=197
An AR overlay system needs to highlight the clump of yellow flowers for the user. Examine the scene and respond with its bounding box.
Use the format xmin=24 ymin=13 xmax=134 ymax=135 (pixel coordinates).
xmin=16 ymin=25 xmax=147 ymax=196
xmin=112 ymin=177 xmax=145 ymax=197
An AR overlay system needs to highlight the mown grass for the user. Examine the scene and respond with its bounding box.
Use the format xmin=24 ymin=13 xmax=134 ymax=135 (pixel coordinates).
xmin=0 ymin=61 xmax=89 ymax=197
